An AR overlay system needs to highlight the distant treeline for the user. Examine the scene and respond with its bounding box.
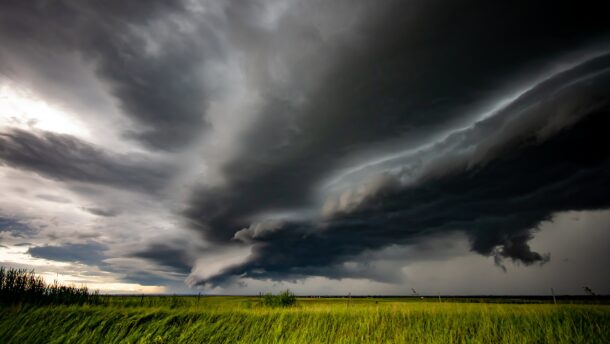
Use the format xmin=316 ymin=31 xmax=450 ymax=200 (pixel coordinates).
xmin=295 ymin=295 xmax=609 ymax=304
xmin=0 ymin=267 xmax=102 ymax=306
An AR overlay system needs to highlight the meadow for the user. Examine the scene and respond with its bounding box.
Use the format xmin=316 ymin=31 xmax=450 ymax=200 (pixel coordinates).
xmin=1 ymin=295 xmax=609 ymax=343
xmin=1 ymin=268 xmax=609 ymax=343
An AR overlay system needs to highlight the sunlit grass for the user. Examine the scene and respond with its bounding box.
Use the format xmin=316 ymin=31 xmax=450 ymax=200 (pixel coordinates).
xmin=1 ymin=268 xmax=607 ymax=343
xmin=1 ymin=296 xmax=608 ymax=343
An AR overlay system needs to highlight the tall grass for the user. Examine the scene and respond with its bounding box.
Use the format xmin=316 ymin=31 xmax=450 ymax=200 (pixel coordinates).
xmin=0 ymin=267 xmax=101 ymax=306
xmin=0 ymin=300 xmax=608 ymax=343
xmin=0 ymin=271 xmax=608 ymax=343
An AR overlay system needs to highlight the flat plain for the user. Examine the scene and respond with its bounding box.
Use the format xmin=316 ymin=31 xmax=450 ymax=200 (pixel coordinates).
xmin=1 ymin=296 xmax=608 ymax=343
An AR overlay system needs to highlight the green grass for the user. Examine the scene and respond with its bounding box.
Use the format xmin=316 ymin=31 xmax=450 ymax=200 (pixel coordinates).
xmin=1 ymin=297 xmax=609 ymax=343
xmin=0 ymin=267 xmax=101 ymax=306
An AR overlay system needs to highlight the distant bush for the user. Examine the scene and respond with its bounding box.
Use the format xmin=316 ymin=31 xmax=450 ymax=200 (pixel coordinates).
xmin=0 ymin=266 xmax=102 ymax=306
xmin=262 ymin=290 xmax=297 ymax=307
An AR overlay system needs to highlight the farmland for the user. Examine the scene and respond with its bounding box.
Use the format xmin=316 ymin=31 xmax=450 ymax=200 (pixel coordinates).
xmin=1 ymin=296 xmax=609 ymax=343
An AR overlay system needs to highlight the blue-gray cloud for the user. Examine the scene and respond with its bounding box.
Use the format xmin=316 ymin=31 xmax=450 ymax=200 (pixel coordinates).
xmin=28 ymin=242 xmax=107 ymax=266
xmin=0 ymin=129 xmax=172 ymax=193
xmin=0 ymin=217 xmax=36 ymax=238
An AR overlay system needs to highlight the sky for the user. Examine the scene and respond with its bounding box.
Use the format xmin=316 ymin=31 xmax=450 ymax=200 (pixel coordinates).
xmin=1 ymin=0 xmax=609 ymax=295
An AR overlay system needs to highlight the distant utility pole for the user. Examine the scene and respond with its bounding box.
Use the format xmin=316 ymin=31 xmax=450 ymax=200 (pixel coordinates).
xmin=551 ymin=288 xmax=556 ymax=305
xmin=438 ymin=295 xmax=441 ymax=303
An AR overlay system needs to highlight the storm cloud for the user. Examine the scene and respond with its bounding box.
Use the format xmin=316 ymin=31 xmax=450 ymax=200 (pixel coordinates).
xmin=28 ymin=242 xmax=107 ymax=266
xmin=1 ymin=0 xmax=610 ymax=294
xmin=185 ymin=0 xmax=610 ymax=244
xmin=0 ymin=0 xmax=212 ymax=150
xmin=0 ymin=129 xmax=171 ymax=193
xmin=199 ymin=84 xmax=610 ymax=285
xmin=180 ymin=1 xmax=610 ymax=286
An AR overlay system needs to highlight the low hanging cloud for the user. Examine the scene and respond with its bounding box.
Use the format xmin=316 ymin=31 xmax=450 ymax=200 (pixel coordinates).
xmin=130 ymin=243 xmax=195 ymax=276
xmin=193 ymin=53 xmax=610 ymax=287
xmin=186 ymin=0 xmax=610 ymax=244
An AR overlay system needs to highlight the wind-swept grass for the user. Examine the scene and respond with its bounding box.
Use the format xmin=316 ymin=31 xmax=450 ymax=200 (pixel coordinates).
xmin=1 ymin=268 xmax=608 ymax=343
xmin=0 ymin=267 xmax=101 ymax=306
xmin=0 ymin=301 xmax=608 ymax=343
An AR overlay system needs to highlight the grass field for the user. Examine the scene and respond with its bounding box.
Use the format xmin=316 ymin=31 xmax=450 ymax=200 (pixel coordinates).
xmin=1 ymin=296 xmax=609 ymax=343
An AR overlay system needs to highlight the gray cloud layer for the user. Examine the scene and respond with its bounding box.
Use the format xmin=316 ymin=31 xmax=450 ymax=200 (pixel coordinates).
xmin=0 ymin=0 xmax=211 ymax=150
xmin=0 ymin=129 xmax=171 ymax=193
xmin=180 ymin=2 xmax=610 ymax=285
xmin=28 ymin=242 xmax=106 ymax=267
xmin=1 ymin=0 xmax=610 ymax=292
xmin=185 ymin=0 xmax=610 ymax=241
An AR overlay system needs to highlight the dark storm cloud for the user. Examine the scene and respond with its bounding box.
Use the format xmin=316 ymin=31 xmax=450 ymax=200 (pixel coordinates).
xmin=0 ymin=129 xmax=171 ymax=192
xmin=0 ymin=0 xmax=214 ymax=150
xmin=118 ymin=271 xmax=182 ymax=287
xmin=131 ymin=243 xmax=194 ymax=275
xmin=184 ymin=0 xmax=610 ymax=244
xmin=28 ymin=242 xmax=107 ymax=266
xmin=185 ymin=2 xmax=608 ymax=275
xmin=196 ymin=53 xmax=610 ymax=286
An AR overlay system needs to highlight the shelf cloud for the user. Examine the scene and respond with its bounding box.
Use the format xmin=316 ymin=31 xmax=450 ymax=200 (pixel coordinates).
xmin=1 ymin=0 xmax=609 ymax=294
